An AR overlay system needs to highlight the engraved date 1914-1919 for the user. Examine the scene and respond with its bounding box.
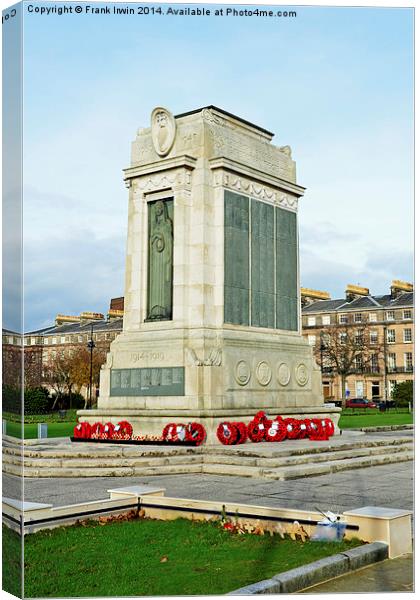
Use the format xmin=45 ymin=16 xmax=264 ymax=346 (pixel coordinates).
xmin=131 ymin=352 xmax=164 ymax=362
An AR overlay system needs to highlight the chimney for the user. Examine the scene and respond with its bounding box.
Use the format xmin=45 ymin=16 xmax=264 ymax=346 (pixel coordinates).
xmin=301 ymin=287 xmax=331 ymax=308
xmin=110 ymin=297 xmax=124 ymax=311
xmin=108 ymin=309 xmax=124 ymax=320
xmin=345 ymin=284 xmax=369 ymax=302
xmin=390 ymin=280 xmax=413 ymax=299
xmin=79 ymin=312 xmax=104 ymax=322
xmin=55 ymin=314 xmax=80 ymax=326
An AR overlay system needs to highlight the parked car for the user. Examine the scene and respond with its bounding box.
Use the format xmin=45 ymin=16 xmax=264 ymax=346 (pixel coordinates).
xmin=345 ymin=398 xmax=377 ymax=409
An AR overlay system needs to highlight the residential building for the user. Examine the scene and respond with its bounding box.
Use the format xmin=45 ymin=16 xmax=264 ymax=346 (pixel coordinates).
xmin=301 ymin=281 xmax=414 ymax=402
xmin=2 ymin=300 xmax=124 ymax=396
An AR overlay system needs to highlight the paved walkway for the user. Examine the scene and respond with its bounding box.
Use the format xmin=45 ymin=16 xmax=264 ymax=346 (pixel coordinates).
xmin=300 ymin=554 xmax=414 ymax=593
xmin=4 ymin=458 xmax=413 ymax=514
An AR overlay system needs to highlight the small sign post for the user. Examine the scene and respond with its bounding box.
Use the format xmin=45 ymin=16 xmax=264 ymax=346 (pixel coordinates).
xmin=38 ymin=423 xmax=48 ymax=439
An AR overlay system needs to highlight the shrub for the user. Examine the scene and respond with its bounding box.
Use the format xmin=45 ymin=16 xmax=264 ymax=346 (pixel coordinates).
xmin=24 ymin=387 xmax=51 ymax=415
xmin=391 ymin=381 xmax=413 ymax=408
xmin=2 ymin=385 xmax=21 ymax=414
xmin=50 ymin=392 xmax=85 ymax=410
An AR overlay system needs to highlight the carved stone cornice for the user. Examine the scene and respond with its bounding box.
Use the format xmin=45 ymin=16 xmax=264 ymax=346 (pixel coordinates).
xmin=212 ymin=168 xmax=301 ymax=212
xmin=209 ymin=156 xmax=305 ymax=198
xmin=123 ymin=154 xmax=197 ymax=183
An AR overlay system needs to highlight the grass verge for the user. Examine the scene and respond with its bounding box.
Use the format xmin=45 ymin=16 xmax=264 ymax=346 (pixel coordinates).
xmin=339 ymin=411 xmax=413 ymax=429
xmin=5 ymin=420 xmax=76 ymax=439
xmin=18 ymin=518 xmax=363 ymax=597
xmin=2 ymin=525 xmax=22 ymax=598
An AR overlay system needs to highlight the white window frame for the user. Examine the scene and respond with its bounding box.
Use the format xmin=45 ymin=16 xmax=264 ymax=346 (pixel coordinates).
xmin=370 ymin=331 xmax=378 ymax=345
xmin=386 ymin=310 xmax=395 ymax=321
xmin=403 ymin=309 xmax=412 ymax=320
xmin=369 ymin=313 xmax=377 ymax=322
xmin=321 ymin=315 xmax=330 ymax=325
xmin=339 ymin=314 xmax=348 ymax=324
xmin=308 ymin=335 xmax=316 ymax=346
xmin=386 ymin=329 xmax=395 ymax=344
xmin=307 ymin=316 xmax=316 ymax=327
xmin=404 ymin=352 xmax=413 ymax=371
xmin=403 ymin=329 xmax=412 ymax=343
xmin=388 ymin=352 xmax=396 ymax=370
xmin=354 ymin=313 xmax=363 ymax=323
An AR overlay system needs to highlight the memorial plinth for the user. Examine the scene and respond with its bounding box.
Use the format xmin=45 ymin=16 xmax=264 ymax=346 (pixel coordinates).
xmin=78 ymin=106 xmax=340 ymax=442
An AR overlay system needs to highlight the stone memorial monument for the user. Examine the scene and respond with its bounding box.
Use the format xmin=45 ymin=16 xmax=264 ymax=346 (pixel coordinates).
xmin=78 ymin=106 xmax=340 ymax=442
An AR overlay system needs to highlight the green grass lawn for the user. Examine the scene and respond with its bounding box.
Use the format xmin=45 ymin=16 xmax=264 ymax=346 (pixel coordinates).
xmin=339 ymin=410 xmax=413 ymax=429
xmin=4 ymin=420 xmax=76 ymax=439
xmin=2 ymin=525 xmax=22 ymax=598
xmin=17 ymin=519 xmax=362 ymax=597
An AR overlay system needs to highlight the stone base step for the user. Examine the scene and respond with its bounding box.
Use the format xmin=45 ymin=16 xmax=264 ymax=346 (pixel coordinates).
xmin=2 ymin=436 xmax=413 ymax=479
xmin=262 ymin=451 xmax=414 ymax=480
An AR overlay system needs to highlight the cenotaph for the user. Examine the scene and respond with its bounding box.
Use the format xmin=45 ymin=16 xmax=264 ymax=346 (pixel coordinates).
xmin=78 ymin=106 xmax=340 ymax=442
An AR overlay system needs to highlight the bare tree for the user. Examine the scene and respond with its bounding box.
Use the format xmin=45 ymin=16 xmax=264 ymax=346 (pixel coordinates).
xmin=43 ymin=352 xmax=74 ymax=409
xmin=313 ymin=321 xmax=383 ymax=402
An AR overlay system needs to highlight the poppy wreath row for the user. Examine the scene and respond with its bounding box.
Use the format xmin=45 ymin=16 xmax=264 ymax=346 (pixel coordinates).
xmin=161 ymin=422 xmax=206 ymax=446
xmin=216 ymin=412 xmax=335 ymax=445
xmin=74 ymin=421 xmax=132 ymax=441
xmin=216 ymin=422 xmax=248 ymax=445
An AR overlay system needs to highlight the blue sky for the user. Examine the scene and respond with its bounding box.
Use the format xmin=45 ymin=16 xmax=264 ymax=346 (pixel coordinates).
xmin=3 ymin=1 xmax=414 ymax=331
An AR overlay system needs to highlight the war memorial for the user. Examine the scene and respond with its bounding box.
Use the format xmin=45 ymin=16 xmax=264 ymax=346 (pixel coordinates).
xmin=77 ymin=105 xmax=340 ymax=441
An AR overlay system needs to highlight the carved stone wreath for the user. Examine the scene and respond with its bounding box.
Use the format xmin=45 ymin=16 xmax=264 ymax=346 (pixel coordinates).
xmin=295 ymin=363 xmax=309 ymax=387
xmin=256 ymin=361 xmax=272 ymax=386
xmin=235 ymin=360 xmax=251 ymax=386
xmin=277 ymin=363 xmax=291 ymax=386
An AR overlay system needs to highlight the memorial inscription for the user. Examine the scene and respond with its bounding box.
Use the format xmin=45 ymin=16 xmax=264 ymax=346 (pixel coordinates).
xmin=110 ymin=367 xmax=184 ymax=396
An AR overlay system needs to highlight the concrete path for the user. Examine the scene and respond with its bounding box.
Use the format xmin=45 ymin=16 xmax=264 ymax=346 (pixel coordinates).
xmin=4 ymin=459 xmax=413 ymax=513
xmin=300 ymin=554 xmax=414 ymax=593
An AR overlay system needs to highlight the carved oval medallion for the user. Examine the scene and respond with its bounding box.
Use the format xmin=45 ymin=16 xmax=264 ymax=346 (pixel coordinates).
xmin=256 ymin=361 xmax=272 ymax=386
xmin=295 ymin=363 xmax=309 ymax=387
xmin=277 ymin=362 xmax=291 ymax=386
xmin=235 ymin=360 xmax=251 ymax=386
xmin=151 ymin=107 xmax=176 ymax=157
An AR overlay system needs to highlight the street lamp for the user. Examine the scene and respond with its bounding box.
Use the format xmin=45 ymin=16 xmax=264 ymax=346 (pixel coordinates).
xmin=87 ymin=324 xmax=96 ymax=406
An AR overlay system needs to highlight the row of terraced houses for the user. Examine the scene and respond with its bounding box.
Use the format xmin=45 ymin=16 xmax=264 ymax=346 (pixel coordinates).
xmin=2 ymin=281 xmax=413 ymax=403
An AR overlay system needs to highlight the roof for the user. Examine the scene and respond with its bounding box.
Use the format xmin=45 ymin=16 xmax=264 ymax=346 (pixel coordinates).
xmin=175 ymin=105 xmax=274 ymax=137
xmin=302 ymin=292 xmax=413 ymax=314
xmin=25 ymin=318 xmax=123 ymax=336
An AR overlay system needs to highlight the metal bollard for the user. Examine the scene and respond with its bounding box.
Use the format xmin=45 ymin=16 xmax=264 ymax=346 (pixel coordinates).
xmin=38 ymin=423 xmax=48 ymax=439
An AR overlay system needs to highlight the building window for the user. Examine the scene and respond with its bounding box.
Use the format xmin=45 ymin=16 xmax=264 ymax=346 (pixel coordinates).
xmin=307 ymin=316 xmax=316 ymax=326
xmin=388 ymin=353 xmax=396 ymax=371
xmin=370 ymin=331 xmax=378 ymax=345
xmin=354 ymin=354 xmax=363 ymax=370
xmin=386 ymin=311 xmax=395 ymax=321
xmin=308 ymin=335 xmax=316 ymax=346
xmin=369 ymin=313 xmax=377 ymax=322
xmin=339 ymin=332 xmax=347 ymax=344
xmin=321 ymin=315 xmax=330 ymax=326
xmin=388 ymin=380 xmax=397 ymax=396
xmin=354 ymin=313 xmax=362 ymax=323
xmin=386 ymin=329 xmax=395 ymax=344
xmin=404 ymin=352 xmax=413 ymax=372
xmin=371 ymin=354 xmax=379 ymax=372
xmin=31 ymin=337 xmax=36 ymax=345
xmin=339 ymin=314 xmax=348 ymax=324
xmin=355 ymin=329 xmax=364 ymax=345
xmin=403 ymin=309 xmax=412 ymax=320
xmin=404 ymin=329 xmax=412 ymax=343
xmin=78 ymin=335 xmax=83 ymax=343
xmin=61 ymin=336 xmax=66 ymax=344
xmin=52 ymin=337 xmax=57 ymax=344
